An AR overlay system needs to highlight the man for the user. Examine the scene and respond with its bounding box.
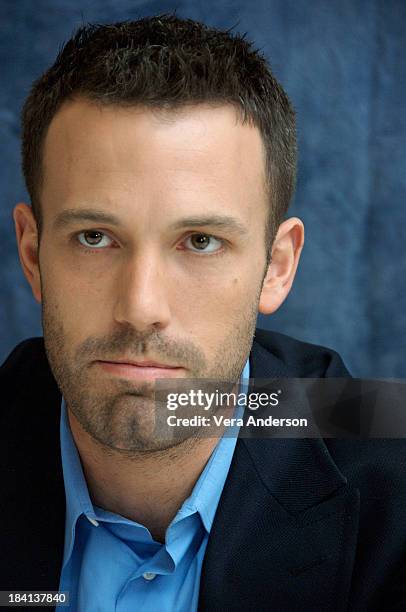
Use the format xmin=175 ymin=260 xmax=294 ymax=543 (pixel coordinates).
xmin=1 ymin=14 xmax=405 ymax=612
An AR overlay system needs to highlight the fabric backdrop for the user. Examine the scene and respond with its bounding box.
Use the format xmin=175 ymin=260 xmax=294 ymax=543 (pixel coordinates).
xmin=1 ymin=0 xmax=405 ymax=378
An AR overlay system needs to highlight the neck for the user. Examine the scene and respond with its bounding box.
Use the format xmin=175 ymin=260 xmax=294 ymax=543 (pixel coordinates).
xmin=68 ymin=408 xmax=221 ymax=543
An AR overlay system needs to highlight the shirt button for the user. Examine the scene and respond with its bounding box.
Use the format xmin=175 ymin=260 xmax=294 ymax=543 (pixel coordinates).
xmin=142 ymin=572 xmax=157 ymax=581
xmin=87 ymin=516 xmax=99 ymax=527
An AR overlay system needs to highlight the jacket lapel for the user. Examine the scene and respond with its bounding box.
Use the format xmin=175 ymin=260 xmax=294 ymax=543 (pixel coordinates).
xmin=198 ymin=338 xmax=360 ymax=611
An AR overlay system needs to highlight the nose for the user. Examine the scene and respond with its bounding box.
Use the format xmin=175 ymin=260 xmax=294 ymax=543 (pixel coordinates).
xmin=113 ymin=250 xmax=171 ymax=332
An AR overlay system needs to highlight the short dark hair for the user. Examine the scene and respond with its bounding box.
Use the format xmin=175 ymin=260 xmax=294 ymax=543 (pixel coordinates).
xmin=21 ymin=14 xmax=297 ymax=261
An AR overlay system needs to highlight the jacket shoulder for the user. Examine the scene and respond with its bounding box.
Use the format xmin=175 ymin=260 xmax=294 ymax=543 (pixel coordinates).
xmin=0 ymin=337 xmax=60 ymax=420
xmin=1 ymin=336 xmax=50 ymax=385
xmin=1 ymin=336 xmax=47 ymax=370
xmin=253 ymin=328 xmax=351 ymax=377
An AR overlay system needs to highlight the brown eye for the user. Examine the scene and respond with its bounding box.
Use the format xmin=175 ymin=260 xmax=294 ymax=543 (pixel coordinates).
xmin=185 ymin=234 xmax=223 ymax=253
xmin=77 ymin=230 xmax=113 ymax=249
xmin=191 ymin=234 xmax=210 ymax=249
xmin=84 ymin=231 xmax=103 ymax=245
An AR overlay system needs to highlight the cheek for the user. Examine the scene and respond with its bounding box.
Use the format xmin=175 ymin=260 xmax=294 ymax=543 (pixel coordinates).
xmin=41 ymin=259 xmax=115 ymax=340
xmin=176 ymin=272 xmax=239 ymax=310
xmin=177 ymin=271 xmax=259 ymax=335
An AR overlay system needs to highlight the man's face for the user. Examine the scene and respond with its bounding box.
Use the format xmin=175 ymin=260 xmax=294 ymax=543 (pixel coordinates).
xmin=34 ymin=99 xmax=271 ymax=452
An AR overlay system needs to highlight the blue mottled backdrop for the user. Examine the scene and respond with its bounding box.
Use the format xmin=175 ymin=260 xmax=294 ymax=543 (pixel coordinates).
xmin=1 ymin=0 xmax=405 ymax=377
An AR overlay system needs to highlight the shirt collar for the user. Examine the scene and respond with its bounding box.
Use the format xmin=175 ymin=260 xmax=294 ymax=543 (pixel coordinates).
xmin=59 ymin=399 xmax=97 ymax=566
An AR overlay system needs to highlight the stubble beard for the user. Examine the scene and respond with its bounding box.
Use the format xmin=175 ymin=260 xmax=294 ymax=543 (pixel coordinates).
xmin=41 ymin=286 xmax=260 ymax=456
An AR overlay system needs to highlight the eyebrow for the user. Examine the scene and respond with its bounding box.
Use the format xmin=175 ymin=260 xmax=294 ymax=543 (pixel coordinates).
xmin=53 ymin=209 xmax=125 ymax=230
xmin=53 ymin=208 xmax=249 ymax=236
xmin=170 ymin=215 xmax=248 ymax=236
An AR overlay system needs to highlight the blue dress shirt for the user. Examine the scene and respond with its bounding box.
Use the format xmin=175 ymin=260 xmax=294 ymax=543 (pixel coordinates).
xmin=58 ymin=359 xmax=250 ymax=611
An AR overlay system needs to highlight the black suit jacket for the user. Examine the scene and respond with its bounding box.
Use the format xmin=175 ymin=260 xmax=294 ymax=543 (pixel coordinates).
xmin=1 ymin=328 xmax=406 ymax=611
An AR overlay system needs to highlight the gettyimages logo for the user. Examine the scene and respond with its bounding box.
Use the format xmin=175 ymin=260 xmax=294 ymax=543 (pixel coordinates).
xmin=166 ymin=388 xmax=282 ymax=411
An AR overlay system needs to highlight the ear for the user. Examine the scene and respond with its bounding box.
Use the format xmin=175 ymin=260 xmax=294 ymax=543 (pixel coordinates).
xmin=258 ymin=217 xmax=304 ymax=315
xmin=13 ymin=203 xmax=42 ymax=303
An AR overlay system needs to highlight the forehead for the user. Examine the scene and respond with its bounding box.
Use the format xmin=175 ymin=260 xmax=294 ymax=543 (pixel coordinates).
xmin=41 ymin=98 xmax=268 ymax=221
